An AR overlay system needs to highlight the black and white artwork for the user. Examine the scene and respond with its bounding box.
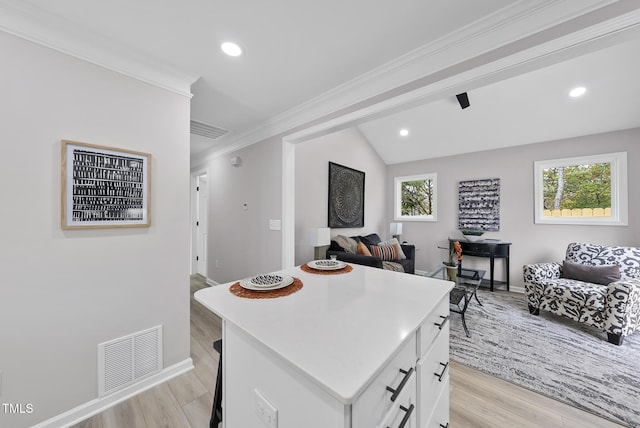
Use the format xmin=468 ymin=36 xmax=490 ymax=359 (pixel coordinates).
xmin=458 ymin=178 xmax=500 ymax=231
xmin=62 ymin=140 xmax=151 ymax=229
xmin=328 ymin=162 xmax=365 ymax=228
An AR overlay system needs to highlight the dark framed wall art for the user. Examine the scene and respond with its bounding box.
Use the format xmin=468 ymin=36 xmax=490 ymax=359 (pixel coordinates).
xmin=328 ymin=162 xmax=365 ymax=228
xmin=61 ymin=140 xmax=151 ymax=229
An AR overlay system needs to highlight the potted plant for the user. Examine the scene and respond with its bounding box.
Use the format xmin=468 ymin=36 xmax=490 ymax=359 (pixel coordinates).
xmin=444 ymin=240 xmax=463 ymax=281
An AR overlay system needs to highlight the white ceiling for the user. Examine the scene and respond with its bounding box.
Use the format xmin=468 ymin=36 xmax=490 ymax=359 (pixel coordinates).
xmin=3 ymin=0 xmax=640 ymax=164
xmin=358 ymin=37 xmax=640 ymax=164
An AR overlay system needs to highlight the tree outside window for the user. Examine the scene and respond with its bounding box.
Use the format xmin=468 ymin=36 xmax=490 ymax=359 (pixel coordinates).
xmin=394 ymin=173 xmax=437 ymax=221
xmin=534 ymin=152 xmax=627 ymax=225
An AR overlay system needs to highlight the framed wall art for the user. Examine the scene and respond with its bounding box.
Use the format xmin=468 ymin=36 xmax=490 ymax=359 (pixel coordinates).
xmin=458 ymin=178 xmax=500 ymax=231
xmin=328 ymin=162 xmax=365 ymax=228
xmin=61 ymin=140 xmax=151 ymax=229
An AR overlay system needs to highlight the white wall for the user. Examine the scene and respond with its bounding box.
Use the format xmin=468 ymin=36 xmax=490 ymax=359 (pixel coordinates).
xmin=295 ymin=128 xmax=387 ymax=264
xmin=205 ymin=136 xmax=283 ymax=283
xmin=0 ymin=32 xmax=191 ymax=427
xmin=386 ymin=128 xmax=640 ymax=288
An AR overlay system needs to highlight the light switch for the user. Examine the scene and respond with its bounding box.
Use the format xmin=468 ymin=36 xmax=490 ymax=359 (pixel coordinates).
xmin=269 ymin=219 xmax=281 ymax=231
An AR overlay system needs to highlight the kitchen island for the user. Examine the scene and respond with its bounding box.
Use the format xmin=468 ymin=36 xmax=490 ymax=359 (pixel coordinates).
xmin=195 ymin=263 xmax=452 ymax=428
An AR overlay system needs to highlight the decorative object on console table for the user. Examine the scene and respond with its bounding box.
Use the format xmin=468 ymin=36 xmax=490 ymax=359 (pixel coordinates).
xmin=458 ymin=178 xmax=500 ymax=232
xmin=390 ymin=222 xmax=403 ymax=240
xmin=460 ymin=228 xmax=484 ymax=242
xmin=310 ymin=227 xmax=331 ymax=260
xmin=451 ymin=239 xmax=511 ymax=291
xmin=328 ymin=162 xmax=365 ymax=228
xmin=443 ymin=240 xmax=463 ymax=281
xmin=61 ymin=140 xmax=151 ymax=229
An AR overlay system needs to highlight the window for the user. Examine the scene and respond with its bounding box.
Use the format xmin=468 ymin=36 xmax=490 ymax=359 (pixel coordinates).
xmin=534 ymin=152 xmax=627 ymax=225
xmin=394 ymin=173 xmax=437 ymax=221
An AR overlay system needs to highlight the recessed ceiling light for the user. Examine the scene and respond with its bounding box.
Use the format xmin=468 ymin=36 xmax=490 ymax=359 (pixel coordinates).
xmin=569 ymin=86 xmax=586 ymax=98
xmin=399 ymin=129 xmax=409 ymax=137
xmin=221 ymin=42 xmax=243 ymax=57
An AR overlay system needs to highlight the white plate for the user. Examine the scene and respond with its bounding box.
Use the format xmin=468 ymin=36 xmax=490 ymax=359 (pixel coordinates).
xmin=307 ymin=260 xmax=346 ymax=271
xmin=239 ymin=274 xmax=294 ymax=291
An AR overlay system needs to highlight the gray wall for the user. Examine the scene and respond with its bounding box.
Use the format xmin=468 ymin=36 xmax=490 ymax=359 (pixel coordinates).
xmin=0 ymin=32 xmax=191 ymax=427
xmin=206 ymin=136 xmax=283 ymax=283
xmin=387 ymin=128 xmax=640 ymax=289
xmin=294 ymin=128 xmax=387 ymax=264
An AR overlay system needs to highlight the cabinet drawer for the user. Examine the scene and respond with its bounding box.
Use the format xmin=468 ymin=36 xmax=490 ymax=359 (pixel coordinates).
xmin=379 ymin=374 xmax=416 ymax=428
xmin=417 ymin=322 xmax=449 ymax=428
xmin=418 ymin=296 xmax=449 ymax=358
xmin=425 ymin=377 xmax=449 ymax=428
xmin=353 ymin=334 xmax=417 ymax=428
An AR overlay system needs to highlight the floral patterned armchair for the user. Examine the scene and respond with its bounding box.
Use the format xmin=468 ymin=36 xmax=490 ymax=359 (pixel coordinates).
xmin=523 ymin=242 xmax=640 ymax=345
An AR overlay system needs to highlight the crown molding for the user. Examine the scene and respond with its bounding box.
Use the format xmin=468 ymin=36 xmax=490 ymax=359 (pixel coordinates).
xmin=193 ymin=0 xmax=640 ymax=166
xmin=0 ymin=0 xmax=198 ymax=97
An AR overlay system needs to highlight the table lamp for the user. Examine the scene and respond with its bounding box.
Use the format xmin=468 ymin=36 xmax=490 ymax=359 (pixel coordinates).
xmin=390 ymin=222 xmax=403 ymax=240
xmin=310 ymin=227 xmax=331 ymax=260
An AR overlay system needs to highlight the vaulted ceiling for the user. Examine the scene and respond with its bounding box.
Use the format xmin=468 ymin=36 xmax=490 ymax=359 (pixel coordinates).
xmin=2 ymin=0 xmax=639 ymax=165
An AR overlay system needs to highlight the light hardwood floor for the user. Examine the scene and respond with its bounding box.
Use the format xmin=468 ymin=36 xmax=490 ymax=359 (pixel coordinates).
xmin=72 ymin=275 xmax=624 ymax=428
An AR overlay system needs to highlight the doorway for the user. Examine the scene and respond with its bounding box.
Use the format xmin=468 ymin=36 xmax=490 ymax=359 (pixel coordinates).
xmin=192 ymin=172 xmax=208 ymax=277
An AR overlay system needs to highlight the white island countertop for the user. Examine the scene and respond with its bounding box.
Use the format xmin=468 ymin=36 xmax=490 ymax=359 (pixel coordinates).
xmin=194 ymin=263 xmax=452 ymax=404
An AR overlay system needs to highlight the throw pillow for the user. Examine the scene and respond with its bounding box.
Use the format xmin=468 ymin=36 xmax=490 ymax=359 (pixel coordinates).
xmin=371 ymin=244 xmax=400 ymax=261
xmin=356 ymin=241 xmax=372 ymax=257
xmin=562 ymin=260 xmax=621 ymax=285
xmin=378 ymin=238 xmax=407 ymax=259
xmin=334 ymin=235 xmax=358 ymax=254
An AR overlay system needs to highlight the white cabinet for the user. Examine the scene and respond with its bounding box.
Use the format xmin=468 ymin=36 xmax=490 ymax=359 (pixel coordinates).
xmin=194 ymin=264 xmax=452 ymax=428
xmin=352 ymin=335 xmax=416 ymax=427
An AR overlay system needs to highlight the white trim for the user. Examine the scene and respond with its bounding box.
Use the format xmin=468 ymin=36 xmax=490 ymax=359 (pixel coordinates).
xmin=31 ymin=358 xmax=193 ymax=428
xmin=0 ymin=0 xmax=198 ymax=98
xmin=206 ymin=277 xmax=220 ymax=287
xmin=192 ymin=1 xmax=640 ymax=169
xmin=282 ymin=140 xmax=296 ymax=269
xmin=533 ymin=152 xmax=628 ymax=226
xmin=394 ymin=173 xmax=438 ymax=222
xmin=190 ymin=169 xmax=209 ymax=275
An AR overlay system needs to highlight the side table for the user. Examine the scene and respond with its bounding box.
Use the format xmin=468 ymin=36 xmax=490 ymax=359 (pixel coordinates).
xmin=429 ymin=266 xmax=485 ymax=337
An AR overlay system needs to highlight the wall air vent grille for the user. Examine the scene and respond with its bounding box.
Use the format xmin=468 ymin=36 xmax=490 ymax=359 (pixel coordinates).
xmin=190 ymin=120 xmax=229 ymax=140
xmin=98 ymin=325 xmax=163 ymax=397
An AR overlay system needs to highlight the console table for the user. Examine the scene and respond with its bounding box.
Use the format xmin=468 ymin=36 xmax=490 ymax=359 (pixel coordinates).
xmin=449 ymin=239 xmax=511 ymax=291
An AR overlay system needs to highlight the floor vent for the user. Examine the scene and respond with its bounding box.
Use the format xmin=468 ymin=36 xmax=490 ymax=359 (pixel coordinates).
xmin=190 ymin=120 xmax=229 ymax=140
xmin=98 ymin=325 xmax=163 ymax=397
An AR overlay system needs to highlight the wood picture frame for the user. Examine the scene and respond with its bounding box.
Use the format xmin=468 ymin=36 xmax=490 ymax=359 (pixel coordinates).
xmin=61 ymin=140 xmax=151 ymax=229
xmin=328 ymin=162 xmax=365 ymax=228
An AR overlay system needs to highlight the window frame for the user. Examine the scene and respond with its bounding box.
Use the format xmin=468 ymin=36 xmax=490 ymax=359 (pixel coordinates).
xmin=533 ymin=152 xmax=628 ymax=226
xmin=394 ymin=173 xmax=437 ymax=222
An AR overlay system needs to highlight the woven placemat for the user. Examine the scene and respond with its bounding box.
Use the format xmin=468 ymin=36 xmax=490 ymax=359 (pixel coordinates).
xmin=300 ymin=263 xmax=353 ymax=275
xmin=229 ymin=277 xmax=303 ymax=299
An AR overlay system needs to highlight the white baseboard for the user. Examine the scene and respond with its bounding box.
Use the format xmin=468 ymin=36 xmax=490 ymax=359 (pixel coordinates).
xmin=32 ymin=358 xmax=194 ymax=428
xmin=205 ymin=277 xmax=220 ymax=286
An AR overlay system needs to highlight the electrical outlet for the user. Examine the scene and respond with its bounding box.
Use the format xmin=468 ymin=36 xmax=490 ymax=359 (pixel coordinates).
xmin=254 ymin=388 xmax=278 ymax=428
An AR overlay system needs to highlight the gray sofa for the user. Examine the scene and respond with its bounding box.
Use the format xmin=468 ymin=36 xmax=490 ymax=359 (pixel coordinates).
xmin=523 ymin=242 xmax=640 ymax=345
xmin=327 ymin=233 xmax=415 ymax=274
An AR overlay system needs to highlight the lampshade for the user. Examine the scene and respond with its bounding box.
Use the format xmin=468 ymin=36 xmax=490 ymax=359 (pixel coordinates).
xmin=310 ymin=227 xmax=331 ymax=247
xmin=390 ymin=222 xmax=403 ymax=236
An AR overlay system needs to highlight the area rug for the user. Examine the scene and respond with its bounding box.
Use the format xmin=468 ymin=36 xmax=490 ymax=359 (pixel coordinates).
xmin=448 ymin=290 xmax=640 ymax=427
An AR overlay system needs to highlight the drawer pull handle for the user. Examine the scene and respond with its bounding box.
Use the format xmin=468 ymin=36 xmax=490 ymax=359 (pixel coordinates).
xmin=385 ymin=367 xmax=414 ymax=402
xmin=434 ymin=315 xmax=449 ymax=330
xmin=386 ymin=404 xmax=415 ymax=428
xmin=434 ymin=361 xmax=449 ymax=382
xmin=398 ymin=404 xmax=415 ymax=428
